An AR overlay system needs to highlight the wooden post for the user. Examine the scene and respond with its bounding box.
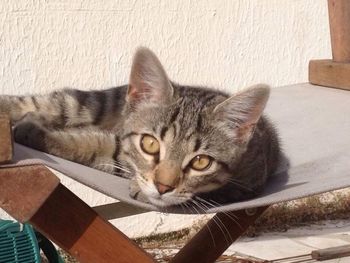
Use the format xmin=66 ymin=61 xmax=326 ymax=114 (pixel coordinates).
xmin=170 ymin=206 xmax=268 ymax=263
xmin=0 ymin=166 xmax=60 ymax=222
xmin=309 ymin=0 xmax=350 ymax=90
xmin=0 ymin=115 xmax=13 ymax=164
xmin=328 ymin=0 xmax=350 ymax=62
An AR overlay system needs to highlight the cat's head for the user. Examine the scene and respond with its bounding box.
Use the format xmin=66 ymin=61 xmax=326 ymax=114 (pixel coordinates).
xmin=120 ymin=47 xmax=270 ymax=207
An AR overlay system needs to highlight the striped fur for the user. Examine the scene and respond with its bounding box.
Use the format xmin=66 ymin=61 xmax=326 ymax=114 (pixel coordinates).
xmin=0 ymin=47 xmax=280 ymax=207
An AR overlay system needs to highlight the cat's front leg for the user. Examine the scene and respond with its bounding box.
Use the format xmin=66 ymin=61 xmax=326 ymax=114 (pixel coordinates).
xmin=14 ymin=120 xmax=49 ymax=152
xmin=15 ymin=124 xmax=121 ymax=174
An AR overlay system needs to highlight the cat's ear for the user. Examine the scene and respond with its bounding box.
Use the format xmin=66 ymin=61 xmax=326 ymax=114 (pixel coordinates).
xmin=213 ymin=84 xmax=270 ymax=144
xmin=127 ymin=47 xmax=173 ymax=106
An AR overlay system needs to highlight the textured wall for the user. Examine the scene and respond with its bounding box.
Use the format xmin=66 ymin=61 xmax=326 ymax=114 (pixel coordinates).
xmin=0 ymin=0 xmax=331 ymax=237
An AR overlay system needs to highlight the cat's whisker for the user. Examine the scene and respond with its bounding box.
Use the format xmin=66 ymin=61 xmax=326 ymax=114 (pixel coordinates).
xmin=92 ymin=163 xmax=114 ymax=173
xmin=202 ymin=199 xmax=243 ymax=238
xmin=112 ymin=160 xmax=132 ymax=171
xmin=195 ymin=196 xmax=217 ymax=207
xmin=179 ymin=203 xmax=186 ymax=214
xmin=186 ymin=201 xmax=219 ymax=246
xmin=196 ymin=202 xmax=236 ymax=243
xmin=183 ymin=200 xmax=216 ymax=240
xmin=184 ymin=203 xmax=216 ymax=247
xmin=226 ymin=179 xmax=256 ymax=193
xmin=193 ymin=200 xmax=233 ymax=245
xmin=106 ymin=160 xmax=132 ymax=171
xmin=196 ymin=197 xmax=243 ymax=231
xmin=182 ymin=202 xmax=216 ymax=246
xmin=109 ymin=171 xmax=127 ymax=176
xmin=190 ymin=200 xmax=231 ymax=247
xmin=112 ymin=166 xmax=132 ymax=174
xmin=137 ymin=177 xmax=151 ymax=189
xmin=189 ymin=200 xmax=217 ymax=235
xmin=188 ymin=200 xmax=201 ymax=215
xmin=94 ymin=163 xmax=131 ymax=174
xmin=182 ymin=202 xmax=190 ymax=211
xmin=206 ymin=199 xmax=243 ymax=230
xmin=93 ymin=166 xmax=129 ymax=176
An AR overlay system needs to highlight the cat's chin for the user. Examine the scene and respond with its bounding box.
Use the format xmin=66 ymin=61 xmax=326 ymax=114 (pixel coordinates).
xmin=147 ymin=196 xmax=188 ymax=207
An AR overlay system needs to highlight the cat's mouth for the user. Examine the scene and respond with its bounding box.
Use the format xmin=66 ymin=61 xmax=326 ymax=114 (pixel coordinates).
xmin=134 ymin=174 xmax=193 ymax=207
xmin=147 ymin=196 xmax=182 ymax=207
xmin=147 ymin=192 xmax=192 ymax=207
xmin=139 ymin=180 xmax=191 ymax=207
xmin=144 ymin=187 xmax=191 ymax=207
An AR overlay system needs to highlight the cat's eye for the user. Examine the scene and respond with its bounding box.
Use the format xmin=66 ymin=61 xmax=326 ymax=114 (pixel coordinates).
xmin=190 ymin=155 xmax=212 ymax=171
xmin=140 ymin=134 xmax=160 ymax=155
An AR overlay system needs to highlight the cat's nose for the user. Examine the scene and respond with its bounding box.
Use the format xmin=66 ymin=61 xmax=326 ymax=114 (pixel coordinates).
xmin=155 ymin=182 xmax=174 ymax=195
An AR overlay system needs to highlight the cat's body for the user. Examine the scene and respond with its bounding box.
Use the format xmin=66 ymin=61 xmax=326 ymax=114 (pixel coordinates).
xmin=0 ymin=48 xmax=280 ymax=207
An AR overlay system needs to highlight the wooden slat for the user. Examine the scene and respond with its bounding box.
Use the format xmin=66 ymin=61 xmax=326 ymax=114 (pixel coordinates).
xmin=30 ymin=184 xmax=156 ymax=263
xmin=328 ymin=0 xmax=350 ymax=62
xmin=0 ymin=115 xmax=13 ymax=164
xmin=312 ymin=245 xmax=350 ymax=261
xmin=171 ymin=206 xmax=268 ymax=263
xmin=308 ymin=1 xmax=350 ymax=90
xmin=0 ymin=165 xmax=60 ymax=222
xmin=309 ymin=59 xmax=350 ymax=91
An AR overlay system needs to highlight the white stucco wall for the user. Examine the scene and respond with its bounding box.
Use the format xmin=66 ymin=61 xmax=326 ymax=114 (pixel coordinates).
xmin=0 ymin=1 xmax=331 ymax=238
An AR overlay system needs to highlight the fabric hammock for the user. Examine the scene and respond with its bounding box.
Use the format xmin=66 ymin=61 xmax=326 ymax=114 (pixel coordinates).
xmin=9 ymin=83 xmax=350 ymax=214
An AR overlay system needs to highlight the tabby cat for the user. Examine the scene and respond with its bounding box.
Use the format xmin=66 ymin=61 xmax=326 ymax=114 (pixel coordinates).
xmin=0 ymin=48 xmax=280 ymax=207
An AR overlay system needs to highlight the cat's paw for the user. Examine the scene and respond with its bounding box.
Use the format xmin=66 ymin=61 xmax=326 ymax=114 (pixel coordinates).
xmin=129 ymin=178 xmax=150 ymax=203
xmin=14 ymin=121 xmax=47 ymax=151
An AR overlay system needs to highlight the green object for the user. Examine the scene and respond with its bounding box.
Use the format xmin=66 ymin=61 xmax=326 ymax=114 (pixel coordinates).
xmin=34 ymin=232 xmax=65 ymax=263
xmin=0 ymin=220 xmax=64 ymax=263
xmin=0 ymin=219 xmax=40 ymax=263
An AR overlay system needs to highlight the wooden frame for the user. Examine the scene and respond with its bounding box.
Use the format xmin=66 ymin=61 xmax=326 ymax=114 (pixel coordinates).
xmin=0 ymin=115 xmax=266 ymax=262
xmin=309 ymin=0 xmax=350 ymax=90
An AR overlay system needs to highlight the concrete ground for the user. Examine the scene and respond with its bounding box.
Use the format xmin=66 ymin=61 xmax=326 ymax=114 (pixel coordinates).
xmin=57 ymin=189 xmax=350 ymax=262
xmin=56 ymin=220 xmax=350 ymax=262
xmin=140 ymin=220 xmax=350 ymax=262
xmin=226 ymin=220 xmax=350 ymax=262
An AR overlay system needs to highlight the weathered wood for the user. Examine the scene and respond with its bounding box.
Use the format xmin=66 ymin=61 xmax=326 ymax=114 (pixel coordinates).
xmin=0 ymin=165 xmax=60 ymax=222
xmin=309 ymin=59 xmax=350 ymax=90
xmin=312 ymin=245 xmax=350 ymax=261
xmin=170 ymin=206 xmax=268 ymax=263
xmin=0 ymin=115 xmax=13 ymax=164
xmin=328 ymin=0 xmax=350 ymax=62
xmin=30 ymin=184 xmax=156 ymax=263
xmin=309 ymin=1 xmax=350 ymax=90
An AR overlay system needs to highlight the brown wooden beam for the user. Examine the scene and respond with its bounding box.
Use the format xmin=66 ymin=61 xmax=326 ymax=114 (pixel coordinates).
xmin=312 ymin=245 xmax=350 ymax=261
xmin=0 ymin=165 xmax=60 ymax=222
xmin=0 ymin=115 xmax=13 ymax=164
xmin=0 ymin=165 xmax=155 ymax=263
xmin=309 ymin=59 xmax=350 ymax=91
xmin=30 ymin=183 xmax=156 ymax=263
xmin=309 ymin=0 xmax=350 ymax=90
xmin=171 ymin=206 xmax=268 ymax=263
xmin=328 ymin=0 xmax=350 ymax=62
